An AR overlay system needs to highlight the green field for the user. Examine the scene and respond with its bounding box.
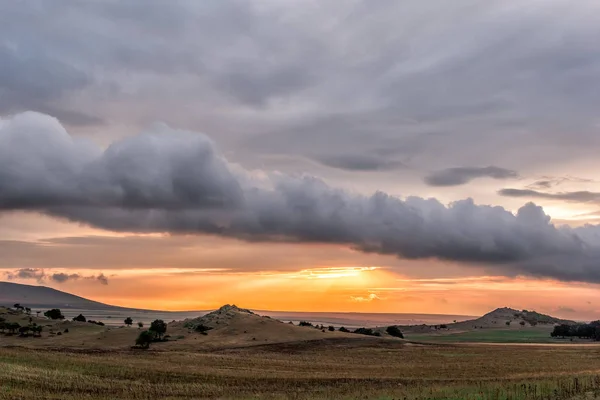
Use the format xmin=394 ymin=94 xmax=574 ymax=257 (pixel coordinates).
xmin=407 ymin=327 xmax=567 ymax=343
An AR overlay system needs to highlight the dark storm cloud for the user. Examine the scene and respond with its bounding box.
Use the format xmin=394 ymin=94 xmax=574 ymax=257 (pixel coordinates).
xmin=3 ymin=112 xmax=600 ymax=283
xmin=499 ymin=188 xmax=600 ymax=203
xmin=425 ymin=166 xmax=519 ymax=187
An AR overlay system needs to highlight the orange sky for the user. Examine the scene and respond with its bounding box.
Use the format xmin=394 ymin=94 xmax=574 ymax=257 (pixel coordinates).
xmin=2 ymin=212 xmax=600 ymax=320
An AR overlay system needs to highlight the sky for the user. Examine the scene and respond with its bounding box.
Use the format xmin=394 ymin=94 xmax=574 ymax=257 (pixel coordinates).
xmin=2 ymin=0 xmax=600 ymax=319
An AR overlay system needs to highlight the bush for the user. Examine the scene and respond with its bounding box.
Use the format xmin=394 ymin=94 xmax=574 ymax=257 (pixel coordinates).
xmin=44 ymin=309 xmax=65 ymax=320
xmin=135 ymin=330 xmax=153 ymax=349
xmin=505 ymin=321 xmax=511 ymax=326
xmin=73 ymin=314 xmax=86 ymax=322
xmin=124 ymin=317 xmax=133 ymax=327
xmin=439 ymin=324 xmax=447 ymax=329
xmin=328 ymin=326 xmax=335 ymax=331
xmin=194 ymin=324 xmax=212 ymax=335
xmin=353 ymin=327 xmax=379 ymax=336
xmin=298 ymin=321 xmax=313 ymax=327
xmin=339 ymin=326 xmax=350 ymax=333
xmin=519 ymin=321 xmax=526 ymax=326
xmin=386 ymin=326 xmax=404 ymax=338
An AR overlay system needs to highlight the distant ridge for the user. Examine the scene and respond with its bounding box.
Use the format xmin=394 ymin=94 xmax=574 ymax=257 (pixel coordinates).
xmin=0 ymin=281 xmax=132 ymax=310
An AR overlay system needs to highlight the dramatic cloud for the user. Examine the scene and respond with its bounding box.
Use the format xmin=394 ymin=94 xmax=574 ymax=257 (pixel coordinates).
xmin=425 ymin=166 xmax=519 ymax=187
xmin=3 ymin=112 xmax=600 ymax=284
xmin=499 ymin=189 xmax=600 ymax=204
xmin=2 ymin=0 xmax=600 ymax=178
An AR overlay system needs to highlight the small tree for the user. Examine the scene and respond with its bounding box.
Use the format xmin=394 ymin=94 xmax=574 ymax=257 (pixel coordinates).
xmin=25 ymin=307 xmax=31 ymax=315
xmin=298 ymin=321 xmax=313 ymax=327
xmin=124 ymin=317 xmax=133 ymax=327
xmin=339 ymin=326 xmax=350 ymax=333
xmin=44 ymin=309 xmax=65 ymax=320
xmin=135 ymin=330 xmax=153 ymax=349
xmin=149 ymin=319 xmax=167 ymax=340
xmin=386 ymin=325 xmax=404 ymax=338
xmin=138 ymin=322 xmax=144 ymax=329
xmin=73 ymin=314 xmax=87 ymax=322
xmin=328 ymin=326 xmax=335 ymax=332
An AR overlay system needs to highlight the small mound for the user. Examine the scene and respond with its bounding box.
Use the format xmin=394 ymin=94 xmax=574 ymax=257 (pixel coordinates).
xmin=183 ymin=304 xmax=257 ymax=330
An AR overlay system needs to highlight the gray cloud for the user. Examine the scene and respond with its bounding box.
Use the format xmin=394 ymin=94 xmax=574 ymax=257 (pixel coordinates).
xmin=425 ymin=166 xmax=519 ymax=187
xmin=4 ymin=265 xmax=109 ymax=285
xmin=3 ymin=112 xmax=600 ymax=284
xmin=313 ymin=154 xmax=406 ymax=171
xmin=1 ymin=0 xmax=600 ymax=178
xmin=499 ymin=188 xmax=600 ymax=203
xmin=50 ymin=273 xmax=81 ymax=283
xmin=6 ymin=268 xmax=46 ymax=283
xmin=526 ymin=176 xmax=595 ymax=190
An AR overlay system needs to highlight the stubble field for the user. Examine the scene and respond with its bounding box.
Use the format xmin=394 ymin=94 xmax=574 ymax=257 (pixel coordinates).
xmin=3 ymin=338 xmax=600 ymax=400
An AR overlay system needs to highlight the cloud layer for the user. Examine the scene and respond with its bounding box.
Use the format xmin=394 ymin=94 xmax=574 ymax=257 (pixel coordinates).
xmin=3 ymin=112 xmax=600 ymax=283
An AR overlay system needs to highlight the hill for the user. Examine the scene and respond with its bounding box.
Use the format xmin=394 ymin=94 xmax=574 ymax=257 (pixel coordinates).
xmin=401 ymin=307 xmax=576 ymax=335
xmin=0 ymin=281 xmax=119 ymax=310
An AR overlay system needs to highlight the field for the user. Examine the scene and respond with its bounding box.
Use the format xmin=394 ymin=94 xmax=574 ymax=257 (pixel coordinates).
xmin=407 ymin=326 xmax=563 ymax=343
xmin=3 ymin=339 xmax=600 ymax=399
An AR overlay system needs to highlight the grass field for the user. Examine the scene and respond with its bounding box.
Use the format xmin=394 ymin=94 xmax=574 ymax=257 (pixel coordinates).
xmin=3 ymin=339 xmax=600 ymax=399
xmin=407 ymin=327 xmax=562 ymax=343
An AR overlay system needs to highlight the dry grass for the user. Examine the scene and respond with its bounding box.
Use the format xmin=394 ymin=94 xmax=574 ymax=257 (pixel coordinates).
xmin=3 ymin=339 xmax=600 ymax=399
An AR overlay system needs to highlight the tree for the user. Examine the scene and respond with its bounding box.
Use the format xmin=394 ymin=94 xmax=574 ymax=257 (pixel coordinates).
xmin=25 ymin=307 xmax=31 ymax=315
xmin=386 ymin=326 xmax=404 ymax=338
xmin=18 ymin=326 xmax=30 ymax=337
xmin=299 ymin=321 xmax=313 ymax=327
xmin=328 ymin=326 xmax=335 ymax=332
xmin=135 ymin=330 xmax=153 ymax=349
xmin=73 ymin=314 xmax=87 ymax=322
xmin=124 ymin=317 xmax=133 ymax=327
xmin=519 ymin=321 xmax=526 ymax=326
xmin=339 ymin=327 xmax=350 ymax=333
xmin=32 ymin=325 xmax=43 ymax=337
xmin=8 ymin=322 xmax=21 ymax=334
xmin=44 ymin=309 xmax=65 ymax=320
xmin=138 ymin=322 xmax=144 ymax=329
xmin=149 ymin=319 xmax=167 ymax=340
xmin=13 ymin=303 xmax=24 ymax=312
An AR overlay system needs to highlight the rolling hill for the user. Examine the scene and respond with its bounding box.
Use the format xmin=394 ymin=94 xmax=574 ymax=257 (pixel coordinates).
xmin=0 ymin=281 xmax=121 ymax=310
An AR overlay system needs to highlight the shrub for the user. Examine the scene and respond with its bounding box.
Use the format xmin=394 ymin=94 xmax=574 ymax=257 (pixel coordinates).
xmin=519 ymin=321 xmax=526 ymax=326
xmin=439 ymin=324 xmax=447 ymax=329
xmin=298 ymin=321 xmax=313 ymax=327
xmin=138 ymin=322 xmax=144 ymax=329
xmin=339 ymin=327 xmax=350 ymax=333
xmin=124 ymin=317 xmax=133 ymax=327
xmin=328 ymin=326 xmax=335 ymax=331
xmin=353 ymin=327 xmax=377 ymax=336
xmin=135 ymin=330 xmax=153 ymax=349
xmin=44 ymin=309 xmax=65 ymax=320
xmin=506 ymin=321 xmax=511 ymax=326
xmin=386 ymin=325 xmax=404 ymax=338
xmin=73 ymin=314 xmax=86 ymax=322
xmin=194 ymin=324 xmax=212 ymax=335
